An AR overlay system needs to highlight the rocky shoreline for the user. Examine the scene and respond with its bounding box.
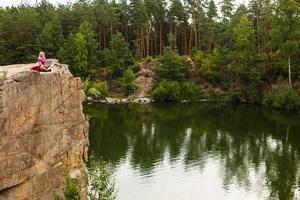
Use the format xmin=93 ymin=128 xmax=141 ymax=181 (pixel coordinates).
xmin=86 ymin=96 xmax=220 ymax=105
xmin=86 ymin=96 xmax=154 ymax=104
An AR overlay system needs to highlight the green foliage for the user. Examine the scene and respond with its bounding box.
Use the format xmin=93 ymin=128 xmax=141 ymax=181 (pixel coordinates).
xmin=157 ymin=48 xmax=188 ymax=82
xmin=263 ymin=84 xmax=300 ymax=110
xmin=194 ymin=50 xmax=214 ymax=79
xmin=63 ymin=176 xmax=81 ymax=200
xmin=37 ymin=15 xmax=64 ymax=58
xmin=88 ymin=156 xmax=116 ymax=200
xmin=152 ymin=81 xmax=180 ymax=102
xmin=142 ymin=56 xmax=155 ymax=63
xmin=92 ymin=81 xmax=109 ymax=97
xmin=152 ymin=81 xmax=203 ymax=102
xmin=54 ymin=174 xmax=81 ymax=200
xmin=102 ymin=33 xmax=135 ymax=77
xmin=0 ymin=0 xmax=299 ymax=110
xmin=82 ymin=77 xmax=91 ymax=94
xmin=0 ymin=40 xmax=5 ymax=65
xmin=122 ymin=68 xmax=135 ymax=95
xmin=88 ymin=88 xmax=101 ymax=99
xmin=180 ymin=82 xmax=204 ymax=101
xmin=59 ymin=32 xmax=89 ymax=77
xmin=74 ymin=33 xmax=89 ymax=76
xmin=233 ymin=15 xmax=255 ymax=51
xmin=88 ymin=81 xmax=109 ymax=99
xmin=15 ymin=7 xmax=39 ymax=62
xmin=59 ymin=21 xmax=99 ymax=77
xmin=78 ymin=21 xmax=99 ymax=68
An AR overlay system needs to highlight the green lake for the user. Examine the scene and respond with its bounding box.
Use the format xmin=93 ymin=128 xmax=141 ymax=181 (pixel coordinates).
xmin=85 ymin=103 xmax=300 ymax=200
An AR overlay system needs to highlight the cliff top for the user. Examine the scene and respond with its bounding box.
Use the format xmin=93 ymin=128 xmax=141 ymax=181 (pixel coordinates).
xmin=0 ymin=59 xmax=72 ymax=81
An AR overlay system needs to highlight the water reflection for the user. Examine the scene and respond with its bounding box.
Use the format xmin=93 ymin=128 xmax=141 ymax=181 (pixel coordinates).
xmin=85 ymin=103 xmax=300 ymax=200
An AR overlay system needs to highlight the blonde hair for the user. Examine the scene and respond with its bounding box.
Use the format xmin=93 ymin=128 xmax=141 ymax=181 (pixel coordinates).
xmin=39 ymin=51 xmax=45 ymax=57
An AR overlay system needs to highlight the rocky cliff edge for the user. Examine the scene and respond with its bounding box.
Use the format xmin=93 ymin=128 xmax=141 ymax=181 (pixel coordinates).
xmin=0 ymin=59 xmax=89 ymax=200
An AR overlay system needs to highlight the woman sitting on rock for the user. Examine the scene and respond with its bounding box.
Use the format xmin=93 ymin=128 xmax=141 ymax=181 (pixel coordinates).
xmin=31 ymin=52 xmax=51 ymax=72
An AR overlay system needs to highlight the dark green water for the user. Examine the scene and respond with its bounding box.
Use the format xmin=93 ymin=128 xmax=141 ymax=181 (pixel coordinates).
xmin=85 ymin=103 xmax=300 ymax=200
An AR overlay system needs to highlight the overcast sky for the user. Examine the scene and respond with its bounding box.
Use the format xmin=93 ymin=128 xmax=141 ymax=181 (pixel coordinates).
xmin=0 ymin=0 xmax=247 ymax=8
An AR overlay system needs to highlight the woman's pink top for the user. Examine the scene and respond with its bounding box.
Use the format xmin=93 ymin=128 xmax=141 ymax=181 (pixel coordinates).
xmin=38 ymin=57 xmax=46 ymax=65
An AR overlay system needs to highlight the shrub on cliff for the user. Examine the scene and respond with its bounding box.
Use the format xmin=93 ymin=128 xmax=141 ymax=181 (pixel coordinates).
xmin=88 ymin=157 xmax=116 ymax=200
xmin=263 ymin=84 xmax=300 ymax=110
xmin=54 ymin=174 xmax=81 ymax=200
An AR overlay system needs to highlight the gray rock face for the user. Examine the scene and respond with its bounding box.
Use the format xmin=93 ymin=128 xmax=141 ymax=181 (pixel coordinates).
xmin=0 ymin=60 xmax=89 ymax=200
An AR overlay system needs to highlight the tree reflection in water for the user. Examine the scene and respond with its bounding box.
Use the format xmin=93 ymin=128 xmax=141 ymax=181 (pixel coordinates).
xmin=85 ymin=103 xmax=300 ymax=200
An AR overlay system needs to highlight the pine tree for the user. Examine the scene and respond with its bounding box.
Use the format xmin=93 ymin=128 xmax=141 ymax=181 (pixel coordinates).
xmin=206 ymin=0 xmax=218 ymax=51
xmin=37 ymin=15 xmax=64 ymax=58
xmin=74 ymin=33 xmax=89 ymax=77
xmin=15 ymin=7 xmax=39 ymax=62
xmin=130 ymin=0 xmax=148 ymax=57
xmin=0 ymin=40 xmax=6 ymax=65
xmin=271 ymin=0 xmax=300 ymax=84
xmin=102 ymin=33 xmax=135 ymax=77
xmin=59 ymin=33 xmax=88 ymax=77
xmin=168 ymin=0 xmax=187 ymax=53
xmin=78 ymin=21 xmax=99 ymax=68
xmin=221 ymin=0 xmax=234 ymax=22
xmin=157 ymin=48 xmax=188 ymax=82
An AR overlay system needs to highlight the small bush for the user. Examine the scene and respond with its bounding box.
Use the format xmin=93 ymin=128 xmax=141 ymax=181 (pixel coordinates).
xmin=91 ymin=81 xmax=109 ymax=98
xmin=54 ymin=174 xmax=81 ymax=200
xmin=63 ymin=176 xmax=81 ymax=200
xmin=82 ymin=78 xmax=91 ymax=94
xmin=88 ymin=156 xmax=116 ymax=200
xmin=152 ymin=81 xmax=180 ymax=102
xmin=122 ymin=68 xmax=135 ymax=95
xmin=180 ymin=82 xmax=204 ymax=100
xmin=142 ymin=56 xmax=154 ymax=63
xmin=88 ymin=87 xmax=101 ymax=99
xmin=227 ymin=90 xmax=240 ymax=103
xmin=152 ymin=81 xmax=203 ymax=102
xmin=263 ymin=84 xmax=300 ymax=110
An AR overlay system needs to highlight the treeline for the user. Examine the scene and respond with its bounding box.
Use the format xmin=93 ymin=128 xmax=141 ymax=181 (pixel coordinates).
xmin=0 ymin=0 xmax=300 ymax=107
xmin=0 ymin=0 xmax=299 ymax=69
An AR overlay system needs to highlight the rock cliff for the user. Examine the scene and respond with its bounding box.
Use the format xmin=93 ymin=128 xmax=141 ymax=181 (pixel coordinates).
xmin=0 ymin=59 xmax=89 ymax=200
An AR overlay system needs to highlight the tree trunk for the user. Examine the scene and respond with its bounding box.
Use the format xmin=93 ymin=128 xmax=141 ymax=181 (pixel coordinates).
xmin=99 ymin=24 xmax=102 ymax=51
xmin=184 ymin=29 xmax=187 ymax=54
xmin=174 ymin=25 xmax=177 ymax=50
xmin=125 ymin=23 xmax=128 ymax=42
xmin=110 ymin=21 xmax=113 ymax=41
xmin=103 ymin=28 xmax=106 ymax=49
xmin=256 ymin=12 xmax=260 ymax=52
xmin=140 ymin=27 xmax=145 ymax=58
xmin=288 ymin=55 xmax=291 ymax=84
xmin=146 ymin=27 xmax=150 ymax=57
xmin=160 ymin=19 xmax=163 ymax=55
xmin=193 ymin=12 xmax=197 ymax=50
xmin=189 ymin=25 xmax=193 ymax=53
xmin=154 ymin=28 xmax=157 ymax=55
